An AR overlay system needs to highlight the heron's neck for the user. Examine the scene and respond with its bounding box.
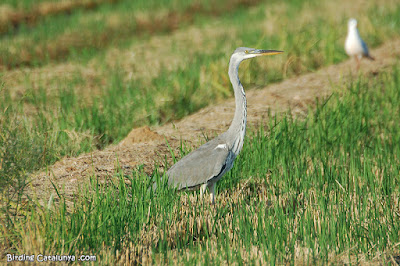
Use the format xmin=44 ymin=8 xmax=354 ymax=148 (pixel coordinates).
xmin=227 ymin=57 xmax=247 ymax=156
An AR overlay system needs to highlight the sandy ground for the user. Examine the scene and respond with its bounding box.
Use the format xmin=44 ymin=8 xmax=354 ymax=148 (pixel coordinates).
xmin=28 ymin=38 xmax=400 ymax=203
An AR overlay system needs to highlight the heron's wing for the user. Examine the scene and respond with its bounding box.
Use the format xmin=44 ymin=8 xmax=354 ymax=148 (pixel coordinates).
xmin=167 ymin=138 xmax=230 ymax=190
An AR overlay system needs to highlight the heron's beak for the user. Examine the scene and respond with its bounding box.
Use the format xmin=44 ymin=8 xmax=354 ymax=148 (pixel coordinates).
xmin=252 ymin=49 xmax=284 ymax=56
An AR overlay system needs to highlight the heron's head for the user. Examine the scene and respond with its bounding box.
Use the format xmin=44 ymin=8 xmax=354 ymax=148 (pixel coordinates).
xmin=348 ymin=18 xmax=358 ymax=29
xmin=232 ymin=47 xmax=283 ymax=61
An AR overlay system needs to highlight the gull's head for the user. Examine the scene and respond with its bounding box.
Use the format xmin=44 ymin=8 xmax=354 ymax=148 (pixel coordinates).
xmin=231 ymin=47 xmax=283 ymax=62
xmin=348 ymin=18 xmax=358 ymax=29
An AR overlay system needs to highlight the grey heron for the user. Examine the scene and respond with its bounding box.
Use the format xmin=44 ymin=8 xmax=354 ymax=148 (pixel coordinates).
xmin=163 ymin=47 xmax=283 ymax=204
xmin=345 ymin=18 xmax=374 ymax=70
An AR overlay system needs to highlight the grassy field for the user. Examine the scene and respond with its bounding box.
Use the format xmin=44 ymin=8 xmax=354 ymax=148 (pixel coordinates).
xmin=1 ymin=0 xmax=400 ymax=264
xmin=1 ymin=0 xmax=399 ymax=189
xmin=3 ymin=65 xmax=400 ymax=264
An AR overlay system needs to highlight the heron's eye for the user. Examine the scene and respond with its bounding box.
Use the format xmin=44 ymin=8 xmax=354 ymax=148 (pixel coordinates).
xmin=244 ymin=50 xmax=249 ymax=54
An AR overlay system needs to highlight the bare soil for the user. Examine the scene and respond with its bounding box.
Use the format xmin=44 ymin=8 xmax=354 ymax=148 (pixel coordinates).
xmin=28 ymin=38 xmax=400 ymax=204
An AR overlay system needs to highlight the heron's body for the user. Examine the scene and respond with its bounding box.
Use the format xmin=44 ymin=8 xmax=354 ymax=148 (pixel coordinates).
xmin=167 ymin=132 xmax=236 ymax=194
xmin=165 ymin=47 xmax=282 ymax=203
xmin=345 ymin=18 xmax=374 ymax=69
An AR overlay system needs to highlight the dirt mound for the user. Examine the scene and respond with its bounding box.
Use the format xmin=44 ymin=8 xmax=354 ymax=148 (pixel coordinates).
xmin=29 ymin=38 xmax=400 ymax=203
xmin=119 ymin=126 xmax=165 ymax=146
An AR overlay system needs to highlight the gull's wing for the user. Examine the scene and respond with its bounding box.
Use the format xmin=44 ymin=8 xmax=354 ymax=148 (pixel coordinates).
xmin=361 ymin=39 xmax=374 ymax=60
xmin=167 ymin=137 xmax=230 ymax=190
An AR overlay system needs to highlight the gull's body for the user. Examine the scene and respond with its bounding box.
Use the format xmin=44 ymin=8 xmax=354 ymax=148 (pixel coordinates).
xmin=345 ymin=18 xmax=374 ymax=69
xmin=165 ymin=47 xmax=282 ymax=203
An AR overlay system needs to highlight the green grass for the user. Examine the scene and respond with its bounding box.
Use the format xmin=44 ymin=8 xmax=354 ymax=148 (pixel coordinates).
xmin=2 ymin=0 xmax=400 ymax=68
xmin=1 ymin=0 xmax=61 ymax=9
xmin=3 ymin=65 xmax=399 ymax=263
xmin=1 ymin=0 xmax=196 ymax=11
xmin=0 ymin=0 xmax=261 ymax=67
xmin=1 ymin=0 xmax=400 ymax=230
xmin=1 ymin=0 xmax=399 ymax=171
xmin=1 ymin=0 xmax=400 ymax=262
xmin=0 ymin=56 xmax=210 ymax=196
